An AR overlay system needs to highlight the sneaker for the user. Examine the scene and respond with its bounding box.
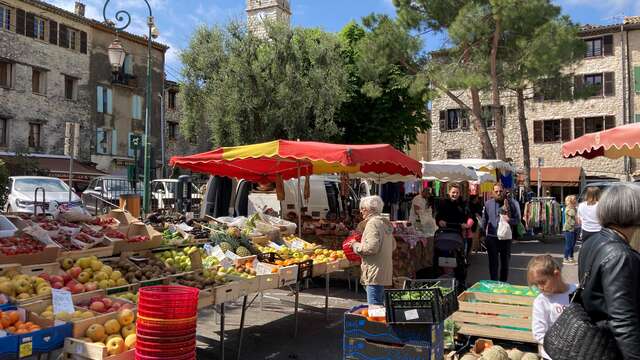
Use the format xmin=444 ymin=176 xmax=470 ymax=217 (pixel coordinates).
xmin=562 ymin=258 xmax=571 ymax=265
xmin=569 ymin=257 xmax=577 ymax=264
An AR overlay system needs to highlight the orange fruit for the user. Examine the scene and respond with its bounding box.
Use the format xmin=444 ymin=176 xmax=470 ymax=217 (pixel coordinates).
xmin=6 ymin=326 xmax=16 ymax=333
xmin=15 ymin=329 xmax=29 ymax=334
xmin=30 ymin=325 xmax=41 ymax=331
xmin=7 ymin=311 xmax=19 ymax=324
xmin=0 ymin=315 xmax=10 ymax=328
xmin=14 ymin=321 xmax=24 ymax=328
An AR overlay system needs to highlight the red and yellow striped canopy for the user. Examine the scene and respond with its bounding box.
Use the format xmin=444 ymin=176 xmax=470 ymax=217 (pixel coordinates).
xmin=169 ymin=140 xmax=422 ymax=183
xmin=562 ymin=123 xmax=640 ymax=160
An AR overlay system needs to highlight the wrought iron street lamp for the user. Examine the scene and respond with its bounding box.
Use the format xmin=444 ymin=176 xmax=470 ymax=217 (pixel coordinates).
xmin=103 ymin=0 xmax=158 ymax=214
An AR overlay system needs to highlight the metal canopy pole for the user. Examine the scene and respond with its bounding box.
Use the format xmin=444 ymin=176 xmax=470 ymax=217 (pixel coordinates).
xmin=297 ymin=162 xmax=302 ymax=237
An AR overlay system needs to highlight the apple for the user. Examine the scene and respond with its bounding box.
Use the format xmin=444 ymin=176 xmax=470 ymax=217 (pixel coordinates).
xmin=60 ymin=257 xmax=75 ymax=270
xmin=68 ymin=266 xmax=82 ymax=279
xmin=86 ymin=323 xmax=106 ymax=342
xmin=102 ymin=298 xmax=113 ymax=308
xmin=104 ymin=319 xmax=121 ymax=335
xmin=120 ymin=303 xmax=134 ymax=311
xmin=77 ymin=272 xmax=92 ymax=284
xmin=85 ymin=282 xmax=98 ymax=291
xmin=52 ymin=281 xmax=64 ymax=289
xmin=62 ymin=273 xmax=72 ymax=284
xmin=121 ymin=324 xmax=135 ymax=338
xmin=66 ymin=279 xmax=78 ymax=288
xmin=38 ymin=273 xmax=50 ymax=282
xmin=49 ymin=275 xmax=63 ymax=284
xmin=71 ymin=283 xmax=85 ymax=294
xmin=124 ymin=334 xmax=136 ymax=350
xmin=106 ymin=337 xmax=125 ymax=356
xmin=89 ymin=301 xmax=105 ymax=313
xmin=117 ymin=309 xmax=135 ymax=326
xmin=110 ymin=303 xmax=121 ymax=311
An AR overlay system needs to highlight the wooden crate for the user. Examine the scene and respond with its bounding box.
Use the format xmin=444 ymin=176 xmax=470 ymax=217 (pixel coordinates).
xmin=451 ymin=291 xmax=536 ymax=344
xmin=257 ymin=273 xmax=279 ymax=291
xmin=213 ymin=281 xmax=241 ymax=305
xmin=63 ymin=338 xmax=135 ymax=360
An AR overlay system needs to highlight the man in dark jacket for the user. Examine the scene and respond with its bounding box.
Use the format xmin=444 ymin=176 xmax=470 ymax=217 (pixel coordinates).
xmin=435 ymin=184 xmax=472 ymax=231
xmin=482 ymin=183 xmax=521 ymax=282
xmin=578 ymin=183 xmax=640 ymax=359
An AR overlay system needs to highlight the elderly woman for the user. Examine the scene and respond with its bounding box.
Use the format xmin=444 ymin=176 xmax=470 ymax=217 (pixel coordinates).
xmin=351 ymin=195 xmax=396 ymax=306
xmin=578 ymin=183 xmax=640 ymax=359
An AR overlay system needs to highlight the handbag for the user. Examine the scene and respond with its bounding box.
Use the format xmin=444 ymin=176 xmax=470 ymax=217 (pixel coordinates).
xmin=543 ymin=243 xmax=621 ymax=360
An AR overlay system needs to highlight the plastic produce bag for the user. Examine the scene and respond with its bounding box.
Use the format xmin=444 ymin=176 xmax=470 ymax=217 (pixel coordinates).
xmin=342 ymin=231 xmax=362 ymax=262
xmin=497 ymin=214 xmax=512 ymax=240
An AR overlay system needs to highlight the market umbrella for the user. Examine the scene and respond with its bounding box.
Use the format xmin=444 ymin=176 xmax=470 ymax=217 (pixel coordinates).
xmin=169 ymin=140 xmax=422 ymax=183
xmin=562 ymin=123 xmax=640 ymax=159
xmin=421 ymin=161 xmax=478 ymax=182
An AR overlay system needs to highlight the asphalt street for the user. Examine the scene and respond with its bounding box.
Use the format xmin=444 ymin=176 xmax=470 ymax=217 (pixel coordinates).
xmin=194 ymin=237 xmax=576 ymax=360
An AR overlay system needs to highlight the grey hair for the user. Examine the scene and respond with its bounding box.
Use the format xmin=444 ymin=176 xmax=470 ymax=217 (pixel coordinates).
xmin=359 ymin=195 xmax=384 ymax=214
xmin=597 ymin=183 xmax=640 ymax=228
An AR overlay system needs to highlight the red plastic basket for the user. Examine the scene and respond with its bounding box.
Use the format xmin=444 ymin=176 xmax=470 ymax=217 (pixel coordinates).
xmin=136 ymin=326 xmax=196 ymax=339
xmin=136 ymin=343 xmax=195 ymax=357
xmin=137 ymin=315 xmax=197 ymax=332
xmin=135 ymin=350 xmax=195 ymax=360
xmin=138 ymin=285 xmax=199 ymax=307
xmin=138 ymin=302 xmax=198 ymax=319
xmin=136 ymin=333 xmax=196 ymax=345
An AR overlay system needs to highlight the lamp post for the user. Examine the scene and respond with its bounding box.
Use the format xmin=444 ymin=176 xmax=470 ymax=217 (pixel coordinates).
xmin=103 ymin=0 xmax=158 ymax=215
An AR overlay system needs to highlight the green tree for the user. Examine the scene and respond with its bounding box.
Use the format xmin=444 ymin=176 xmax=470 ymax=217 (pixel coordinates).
xmin=180 ymin=22 xmax=348 ymax=147
xmin=335 ymin=19 xmax=431 ymax=149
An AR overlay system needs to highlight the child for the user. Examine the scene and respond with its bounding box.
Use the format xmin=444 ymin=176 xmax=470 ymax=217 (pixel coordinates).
xmin=528 ymin=255 xmax=576 ymax=360
xmin=562 ymin=195 xmax=578 ymax=264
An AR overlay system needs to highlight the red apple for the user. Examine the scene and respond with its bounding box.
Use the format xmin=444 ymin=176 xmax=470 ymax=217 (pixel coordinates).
xmin=102 ymin=298 xmax=113 ymax=308
xmin=71 ymin=283 xmax=85 ymax=294
xmin=52 ymin=281 xmax=64 ymax=289
xmin=66 ymin=279 xmax=78 ymax=288
xmin=38 ymin=273 xmax=50 ymax=282
xmin=85 ymin=282 xmax=98 ymax=291
xmin=89 ymin=301 xmax=106 ymax=313
xmin=62 ymin=273 xmax=72 ymax=283
xmin=120 ymin=303 xmax=134 ymax=310
xmin=68 ymin=266 xmax=82 ymax=279
xmin=110 ymin=302 xmax=121 ymax=311
xmin=50 ymin=275 xmax=63 ymax=284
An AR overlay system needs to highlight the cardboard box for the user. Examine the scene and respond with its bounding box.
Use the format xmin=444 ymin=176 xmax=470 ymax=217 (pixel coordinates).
xmin=257 ymin=273 xmax=279 ymax=291
xmin=65 ymin=308 xmax=136 ymax=339
xmin=0 ymin=229 xmax=61 ymax=266
xmin=110 ymin=224 xmax=162 ymax=255
xmin=57 ymin=239 xmax=114 ymax=261
xmin=0 ymin=307 xmax=73 ymax=359
xmin=344 ymin=337 xmax=440 ymax=360
xmin=0 ymin=263 xmax=62 ymax=305
xmin=64 ymin=338 xmax=135 ymax=360
xmin=107 ymin=210 xmax=140 ymax=227
xmin=344 ymin=305 xmax=444 ymax=348
xmin=228 ymin=275 xmax=259 ymax=297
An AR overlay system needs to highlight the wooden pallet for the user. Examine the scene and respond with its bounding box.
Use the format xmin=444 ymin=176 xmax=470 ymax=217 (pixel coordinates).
xmin=451 ymin=290 xmax=537 ymax=344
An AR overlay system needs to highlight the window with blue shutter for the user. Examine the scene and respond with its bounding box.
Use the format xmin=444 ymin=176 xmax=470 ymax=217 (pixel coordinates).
xmin=111 ymin=129 xmax=118 ymax=155
xmin=124 ymin=55 xmax=134 ymax=76
xmin=106 ymin=88 xmax=113 ymax=114
xmin=132 ymin=95 xmax=142 ymax=120
xmin=128 ymin=132 xmax=135 ymax=157
xmin=97 ymin=86 xmax=103 ymax=113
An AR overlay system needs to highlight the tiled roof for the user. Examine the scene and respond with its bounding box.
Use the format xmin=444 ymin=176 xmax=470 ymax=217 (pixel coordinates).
xmin=26 ymin=0 xmax=169 ymax=51
xmin=579 ymin=17 xmax=640 ymax=35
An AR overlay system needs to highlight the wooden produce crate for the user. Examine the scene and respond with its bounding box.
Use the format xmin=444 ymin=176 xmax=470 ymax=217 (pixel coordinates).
xmin=451 ymin=290 xmax=536 ymax=343
xmin=227 ymin=275 xmax=259 ymax=297
xmin=213 ymin=281 xmax=241 ymax=305
xmin=257 ymin=273 xmax=279 ymax=291
xmin=311 ymin=262 xmax=327 ymax=277
xmin=109 ymin=224 xmax=162 ymax=255
xmin=2 ymin=263 xmax=64 ymax=305
xmin=326 ymin=260 xmax=341 ymax=274
xmin=0 ymin=229 xmax=61 ymax=265
xmin=108 ymin=210 xmax=140 ymax=227
xmin=63 ymin=339 xmax=135 ymax=360
xmin=58 ymin=239 xmax=115 ymax=261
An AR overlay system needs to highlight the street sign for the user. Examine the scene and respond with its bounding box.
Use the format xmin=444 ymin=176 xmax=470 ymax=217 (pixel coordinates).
xmin=129 ymin=134 xmax=143 ymax=150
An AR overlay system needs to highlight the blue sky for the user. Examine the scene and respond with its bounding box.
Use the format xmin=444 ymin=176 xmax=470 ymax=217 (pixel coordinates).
xmin=47 ymin=0 xmax=640 ymax=81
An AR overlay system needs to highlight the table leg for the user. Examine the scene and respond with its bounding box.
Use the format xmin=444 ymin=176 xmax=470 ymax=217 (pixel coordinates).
xmin=294 ymin=282 xmax=299 ymax=338
xmin=220 ymin=303 xmax=225 ymax=360
xmin=324 ymin=272 xmax=329 ymax=321
xmin=236 ymin=295 xmax=248 ymax=360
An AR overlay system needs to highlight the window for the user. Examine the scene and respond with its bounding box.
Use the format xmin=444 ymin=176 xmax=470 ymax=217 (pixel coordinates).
xmin=534 ymin=76 xmax=573 ymax=101
xmin=32 ymin=68 xmax=46 ymax=94
xmin=584 ymin=35 xmax=613 ymax=58
xmin=0 ymin=5 xmax=11 ymax=31
xmin=438 ymin=109 xmax=469 ymax=131
xmin=533 ymin=119 xmax=572 ymax=143
xmin=480 ymin=105 xmax=505 ymax=128
xmin=96 ymin=128 xmax=117 ymax=155
xmin=575 ymin=72 xmax=615 ymax=97
xmin=68 ymin=28 xmax=78 ymax=50
xmin=574 ymin=116 xmax=615 ymax=138
xmin=28 ymin=123 xmax=41 ymax=148
xmin=635 ymin=66 xmax=640 ymax=94
xmin=0 ymin=118 xmax=8 ymax=146
xmin=123 ymin=55 xmax=134 ymax=76
xmin=168 ymin=122 xmax=178 ymax=140
xmin=446 ymin=150 xmax=461 ymax=159
xmin=65 ymin=76 xmax=77 ymax=100
xmin=168 ymin=91 xmax=177 ymax=110
xmin=0 ymin=61 xmax=12 ymax=88
xmin=132 ymin=95 xmax=143 ymax=120
xmin=33 ymin=16 xmax=46 ymax=40
xmin=96 ymin=86 xmax=113 ymax=114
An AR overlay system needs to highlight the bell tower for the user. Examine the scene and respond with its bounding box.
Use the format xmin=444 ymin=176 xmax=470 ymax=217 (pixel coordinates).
xmin=246 ymin=0 xmax=291 ymax=37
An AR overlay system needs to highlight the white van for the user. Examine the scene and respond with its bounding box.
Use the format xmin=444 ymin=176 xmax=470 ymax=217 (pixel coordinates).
xmin=200 ymin=175 xmax=370 ymax=220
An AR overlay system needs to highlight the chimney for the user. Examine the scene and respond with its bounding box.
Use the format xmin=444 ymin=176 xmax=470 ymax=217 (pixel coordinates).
xmin=74 ymin=2 xmax=85 ymax=17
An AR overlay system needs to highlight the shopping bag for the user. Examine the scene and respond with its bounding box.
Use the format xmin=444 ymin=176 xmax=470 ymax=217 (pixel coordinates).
xmin=342 ymin=231 xmax=362 ymax=262
xmin=497 ymin=215 xmax=512 ymax=240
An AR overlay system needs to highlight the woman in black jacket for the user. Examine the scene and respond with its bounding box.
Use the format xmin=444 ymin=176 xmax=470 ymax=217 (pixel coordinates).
xmin=578 ymin=183 xmax=640 ymax=359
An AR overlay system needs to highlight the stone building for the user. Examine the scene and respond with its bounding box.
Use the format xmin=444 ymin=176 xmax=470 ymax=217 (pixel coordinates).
xmin=163 ymin=79 xmax=211 ymax=177
xmin=429 ymin=19 xmax=640 ymax=191
xmin=0 ymin=0 xmax=168 ymax=183
xmin=246 ymin=0 xmax=291 ymax=37
xmin=0 ymin=0 xmax=92 ymax=160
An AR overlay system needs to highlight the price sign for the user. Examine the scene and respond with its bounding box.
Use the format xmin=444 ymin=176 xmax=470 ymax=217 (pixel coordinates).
xmin=256 ymin=262 xmax=273 ymax=275
xmin=52 ymin=289 xmax=74 ymax=315
xmin=291 ymin=239 xmax=305 ymax=250
xmin=268 ymin=242 xmax=282 ymax=251
xmin=224 ymin=250 xmax=239 ymax=260
xmin=204 ymin=243 xmax=214 ymax=256
xmin=210 ymin=245 xmax=225 ymax=260
xmin=176 ymin=223 xmax=193 ymax=232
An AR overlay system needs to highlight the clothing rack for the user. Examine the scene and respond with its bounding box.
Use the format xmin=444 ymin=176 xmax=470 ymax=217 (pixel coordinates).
xmin=524 ymin=197 xmax=562 ymax=237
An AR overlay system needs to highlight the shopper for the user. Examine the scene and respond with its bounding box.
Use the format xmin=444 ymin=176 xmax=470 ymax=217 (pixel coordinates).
xmin=349 ymin=196 xmax=396 ymax=306
xmin=528 ymin=255 xmax=576 ymax=360
xmin=578 ymin=183 xmax=640 ymax=359
xmin=481 ymin=183 xmax=521 ymax=282
xmin=562 ymin=195 xmax=578 ymax=264
xmin=577 ymin=187 xmax=601 ymax=242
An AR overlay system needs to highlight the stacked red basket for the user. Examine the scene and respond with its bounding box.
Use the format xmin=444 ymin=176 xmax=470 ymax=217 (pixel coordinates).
xmin=136 ymin=285 xmax=199 ymax=360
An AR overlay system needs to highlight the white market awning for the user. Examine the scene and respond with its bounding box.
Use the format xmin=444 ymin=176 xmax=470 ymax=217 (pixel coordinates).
xmin=428 ymin=159 xmax=515 ymax=173
xmin=421 ymin=161 xmax=478 ymax=182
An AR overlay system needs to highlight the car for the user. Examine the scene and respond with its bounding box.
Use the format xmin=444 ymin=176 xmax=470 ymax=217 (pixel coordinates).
xmin=151 ymin=179 xmax=202 ymax=210
xmin=81 ymin=176 xmax=140 ymax=214
xmin=5 ymin=176 xmax=83 ymax=214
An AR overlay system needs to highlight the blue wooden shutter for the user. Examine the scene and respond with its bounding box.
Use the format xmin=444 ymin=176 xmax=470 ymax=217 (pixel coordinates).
xmin=111 ymin=129 xmax=118 ymax=155
xmin=96 ymin=128 xmax=107 ymax=154
xmin=124 ymin=55 xmax=134 ymax=76
xmin=128 ymin=132 xmax=135 ymax=157
xmin=97 ymin=86 xmax=103 ymax=113
xmin=106 ymin=88 xmax=113 ymax=114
